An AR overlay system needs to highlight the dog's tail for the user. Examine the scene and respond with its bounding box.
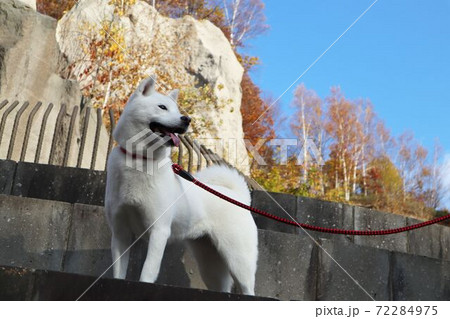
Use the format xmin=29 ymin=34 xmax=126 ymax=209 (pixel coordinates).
xmin=194 ymin=165 xmax=251 ymax=205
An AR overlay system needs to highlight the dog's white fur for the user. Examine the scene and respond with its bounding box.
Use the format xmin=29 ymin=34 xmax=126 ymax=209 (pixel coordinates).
xmin=105 ymin=76 xmax=258 ymax=295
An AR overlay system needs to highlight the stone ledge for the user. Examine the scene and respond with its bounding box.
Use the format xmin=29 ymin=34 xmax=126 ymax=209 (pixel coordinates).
xmin=0 ymin=160 xmax=15 ymax=195
xmin=317 ymin=239 xmax=391 ymax=301
xmin=0 ymin=265 xmax=274 ymax=301
xmin=390 ymin=252 xmax=450 ymax=301
xmin=12 ymin=161 xmax=106 ymax=206
xmin=0 ymin=194 xmax=72 ymax=271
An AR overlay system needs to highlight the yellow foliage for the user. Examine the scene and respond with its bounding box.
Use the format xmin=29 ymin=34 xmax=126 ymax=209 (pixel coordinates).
xmin=109 ymin=0 xmax=137 ymax=16
xmin=72 ymin=0 xmax=229 ymax=136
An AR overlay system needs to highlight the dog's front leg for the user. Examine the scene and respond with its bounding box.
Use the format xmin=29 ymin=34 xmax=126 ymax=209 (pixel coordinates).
xmin=111 ymin=230 xmax=132 ymax=280
xmin=139 ymin=227 xmax=171 ymax=283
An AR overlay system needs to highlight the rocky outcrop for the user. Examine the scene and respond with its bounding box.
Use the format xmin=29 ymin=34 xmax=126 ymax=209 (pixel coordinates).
xmin=57 ymin=0 xmax=250 ymax=173
xmin=0 ymin=0 xmax=108 ymax=170
xmin=18 ymin=0 xmax=36 ymax=10
xmin=0 ymin=0 xmax=80 ymax=107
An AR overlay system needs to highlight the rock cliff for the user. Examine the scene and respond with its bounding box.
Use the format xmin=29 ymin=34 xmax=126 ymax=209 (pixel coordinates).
xmin=57 ymin=0 xmax=250 ymax=173
xmin=0 ymin=0 xmax=250 ymax=173
xmin=18 ymin=0 xmax=36 ymax=10
xmin=0 ymin=0 xmax=107 ymax=169
xmin=0 ymin=0 xmax=81 ymax=107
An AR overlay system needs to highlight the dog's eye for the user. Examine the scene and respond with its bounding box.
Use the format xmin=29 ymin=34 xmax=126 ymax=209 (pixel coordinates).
xmin=158 ymin=105 xmax=168 ymax=110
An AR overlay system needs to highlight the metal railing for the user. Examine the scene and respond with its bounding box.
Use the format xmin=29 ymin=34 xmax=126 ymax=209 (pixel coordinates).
xmin=0 ymin=99 xmax=261 ymax=189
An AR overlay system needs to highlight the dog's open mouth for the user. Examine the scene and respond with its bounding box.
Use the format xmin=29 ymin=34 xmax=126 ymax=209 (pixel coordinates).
xmin=149 ymin=122 xmax=187 ymax=147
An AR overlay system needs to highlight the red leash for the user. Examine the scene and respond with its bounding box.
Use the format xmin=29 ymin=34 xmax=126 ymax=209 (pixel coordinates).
xmin=172 ymin=163 xmax=450 ymax=236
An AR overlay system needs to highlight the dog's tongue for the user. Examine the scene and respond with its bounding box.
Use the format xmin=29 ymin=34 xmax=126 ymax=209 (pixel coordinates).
xmin=169 ymin=133 xmax=180 ymax=147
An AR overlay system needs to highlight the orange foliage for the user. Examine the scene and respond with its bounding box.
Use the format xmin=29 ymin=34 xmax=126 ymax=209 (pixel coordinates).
xmin=240 ymin=71 xmax=275 ymax=166
xmin=36 ymin=0 xmax=76 ymax=19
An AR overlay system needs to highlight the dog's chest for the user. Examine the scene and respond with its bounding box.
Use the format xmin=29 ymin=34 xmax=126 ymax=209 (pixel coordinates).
xmin=117 ymin=165 xmax=181 ymax=219
xmin=120 ymin=168 xmax=167 ymax=206
xmin=108 ymin=158 xmax=203 ymax=239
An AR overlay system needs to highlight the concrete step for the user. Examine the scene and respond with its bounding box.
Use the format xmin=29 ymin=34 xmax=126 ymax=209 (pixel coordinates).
xmin=0 ymin=266 xmax=273 ymax=301
xmin=1 ymin=194 xmax=449 ymax=301
xmin=1 ymin=159 xmax=449 ymax=262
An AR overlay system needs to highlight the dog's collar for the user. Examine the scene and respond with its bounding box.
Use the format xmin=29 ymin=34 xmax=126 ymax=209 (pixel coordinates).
xmin=119 ymin=146 xmax=148 ymax=160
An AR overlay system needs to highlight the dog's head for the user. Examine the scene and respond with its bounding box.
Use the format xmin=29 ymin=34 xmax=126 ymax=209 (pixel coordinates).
xmin=113 ymin=76 xmax=190 ymax=155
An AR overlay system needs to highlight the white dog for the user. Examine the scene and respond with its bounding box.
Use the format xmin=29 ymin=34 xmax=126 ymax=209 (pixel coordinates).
xmin=105 ymin=76 xmax=258 ymax=295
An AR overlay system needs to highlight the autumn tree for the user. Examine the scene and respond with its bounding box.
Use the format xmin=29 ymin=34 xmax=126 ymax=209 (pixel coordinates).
xmin=367 ymin=156 xmax=404 ymax=212
xmin=220 ymin=0 xmax=269 ymax=48
xmin=425 ymin=141 xmax=446 ymax=209
xmin=375 ymin=119 xmax=393 ymax=157
xmin=290 ymin=84 xmax=326 ymax=194
xmin=325 ymin=87 xmax=360 ymax=201
xmin=389 ymin=132 xmax=440 ymax=217
xmin=412 ymin=144 xmax=429 ymax=196
xmin=257 ymin=83 xmax=445 ymax=218
xmin=240 ymin=72 xmax=276 ymax=167
xmin=396 ymin=132 xmax=416 ymax=202
xmin=354 ymin=100 xmax=376 ymax=196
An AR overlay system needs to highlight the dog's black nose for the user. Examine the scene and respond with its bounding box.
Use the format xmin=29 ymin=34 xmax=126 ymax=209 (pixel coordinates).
xmin=180 ymin=116 xmax=191 ymax=124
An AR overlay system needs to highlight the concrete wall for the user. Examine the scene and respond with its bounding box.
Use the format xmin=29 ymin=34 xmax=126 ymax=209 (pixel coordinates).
xmin=1 ymin=160 xmax=449 ymax=262
xmin=1 ymin=194 xmax=449 ymax=301
xmin=253 ymin=191 xmax=450 ymax=262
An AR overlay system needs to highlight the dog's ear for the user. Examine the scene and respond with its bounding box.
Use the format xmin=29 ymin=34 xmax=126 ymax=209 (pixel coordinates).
xmin=168 ymin=89 xmax=179 ymax=101
xmin=138 ymin=76 xmax=157 ymax=96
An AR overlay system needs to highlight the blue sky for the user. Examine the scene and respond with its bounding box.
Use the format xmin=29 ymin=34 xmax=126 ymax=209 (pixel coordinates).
xmin=247 ymin=0 xmax=450 ymax=207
